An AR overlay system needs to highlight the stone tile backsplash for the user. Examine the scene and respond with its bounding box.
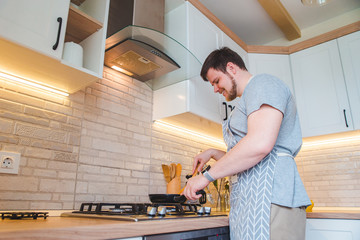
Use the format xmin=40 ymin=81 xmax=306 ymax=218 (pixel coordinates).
xmin=0 ymin=68 xmax=359 ymax=210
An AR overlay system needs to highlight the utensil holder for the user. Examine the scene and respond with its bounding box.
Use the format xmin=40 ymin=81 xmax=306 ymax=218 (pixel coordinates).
xmin=166 ymin=176 xmax=181 ymax=194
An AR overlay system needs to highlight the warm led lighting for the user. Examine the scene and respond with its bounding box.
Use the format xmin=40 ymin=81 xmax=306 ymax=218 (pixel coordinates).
xmin=154 ymin=120 xmax=225 ymax=146
xmin=303 ymin=135 xmax=360 ymax=147
xmin=0 ymin=71 xmax=69 ymax=96
xmin=111 ymin=66 xmax=134 ymax=76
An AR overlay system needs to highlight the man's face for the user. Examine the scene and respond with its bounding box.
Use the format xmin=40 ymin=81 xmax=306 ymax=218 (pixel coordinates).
xmin=207 ymin=68 xmax=237 ymax=101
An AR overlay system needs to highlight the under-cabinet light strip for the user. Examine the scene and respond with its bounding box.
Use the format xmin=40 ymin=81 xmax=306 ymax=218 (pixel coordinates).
xmin=111 ymin=66 xmax=134 ymax=76
xmin=303 ymin=135 xmax=360 ymax=147
xmin=154 ymin=120 xmax=225 ymax=146
xmin=0 ymin=71 xmax=69 ymax=96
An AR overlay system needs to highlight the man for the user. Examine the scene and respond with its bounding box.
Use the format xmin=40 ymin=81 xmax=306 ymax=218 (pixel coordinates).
xmin=183 ymin=47 xmax=311 ymax=240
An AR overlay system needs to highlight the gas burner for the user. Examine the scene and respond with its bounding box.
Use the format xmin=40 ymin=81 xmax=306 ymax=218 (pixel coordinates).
xmin=73 ymin=203 xmax=152 ymax=215
xmin=150 ymin=202 xmax=201 ymax=215
xmin=62 ymin=202 xmax=226 ymax=221
xmin=1 ymin=212 xmax=48 ymax=220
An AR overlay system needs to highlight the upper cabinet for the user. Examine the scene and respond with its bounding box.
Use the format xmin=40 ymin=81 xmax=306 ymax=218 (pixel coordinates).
xmin=338 ymin=31 xmax=360 ymax=130
xmin=290 ymin=39 xmax=353 ymax=137
xmin=154 ymin=1 xmax=247 ymax=139
xmin=0 ymin=0 xmax=69 ymax=59
xmin=248 ymin=53 xmax=294 ymax=95
xmin=0 ymin=0 xmax=109 ymax=94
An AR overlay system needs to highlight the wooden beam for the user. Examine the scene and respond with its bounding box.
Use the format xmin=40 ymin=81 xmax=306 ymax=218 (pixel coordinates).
xmin=257 ymin=0 xmax=301 ymax=41
xmin=247 ymin=45 xmax=290 ymax=54
xmin=289 ymin=21 xmax=360 ymax=53
xmin=187 ymin=1 xmax=358 ymax=54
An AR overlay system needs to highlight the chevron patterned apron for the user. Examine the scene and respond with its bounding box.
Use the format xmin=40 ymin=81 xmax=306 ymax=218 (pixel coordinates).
xmin=223 ymin=112 xmax=280 ymax=240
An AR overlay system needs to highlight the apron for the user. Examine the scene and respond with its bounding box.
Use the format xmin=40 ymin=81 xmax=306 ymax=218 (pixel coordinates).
xmin=222 ymin=112 xmax=293 ymax=240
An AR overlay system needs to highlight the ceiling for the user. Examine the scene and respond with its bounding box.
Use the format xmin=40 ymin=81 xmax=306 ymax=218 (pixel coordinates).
xmin=198 ymin=0 xmax=360 ymax=46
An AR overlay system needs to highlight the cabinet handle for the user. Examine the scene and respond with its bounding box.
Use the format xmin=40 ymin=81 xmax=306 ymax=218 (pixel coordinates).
xmin=52 ymin=17 xmax=62 ymax=50
xmin=223 ymin=102 xmax=228 ymax=121
xmin=343 ymin=109 xmax=349 ymax=128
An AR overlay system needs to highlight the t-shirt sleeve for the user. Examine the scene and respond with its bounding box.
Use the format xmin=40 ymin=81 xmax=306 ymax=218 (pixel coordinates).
xmin=243 ymin=74 xmax=290 ymax=117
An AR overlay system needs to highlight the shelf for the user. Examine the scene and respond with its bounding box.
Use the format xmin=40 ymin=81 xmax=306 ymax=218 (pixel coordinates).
xmin=106 ymin=25 xmax=202 ymax=90
xmin=65 ymin=5 xmax=103 ymax=44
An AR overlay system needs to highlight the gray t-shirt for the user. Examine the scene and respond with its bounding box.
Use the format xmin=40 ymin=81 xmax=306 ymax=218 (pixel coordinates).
xmin=228 ymin=73 xmax=311 ymax=207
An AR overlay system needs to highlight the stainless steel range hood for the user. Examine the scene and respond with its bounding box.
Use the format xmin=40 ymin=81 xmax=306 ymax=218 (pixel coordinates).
xmin=105 ymin=0 xmax=201 ymax=90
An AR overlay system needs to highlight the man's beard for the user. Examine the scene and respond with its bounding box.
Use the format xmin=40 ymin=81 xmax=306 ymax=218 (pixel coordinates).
xmin=225 ymin=72 xmax=237 ymax=101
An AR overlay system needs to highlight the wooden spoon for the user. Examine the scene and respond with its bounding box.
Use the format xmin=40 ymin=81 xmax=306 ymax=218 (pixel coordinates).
xmin=175 ymin=163 xmax=182 ymax=177
xmin=162 ymin=164 xmax=171 ymax=183
xmin=170 ymin=163 xmax=176 ymax=180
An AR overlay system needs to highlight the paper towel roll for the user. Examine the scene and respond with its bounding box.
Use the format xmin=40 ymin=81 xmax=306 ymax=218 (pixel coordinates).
xmin=62 ymin=42 xmax=83 ymax=68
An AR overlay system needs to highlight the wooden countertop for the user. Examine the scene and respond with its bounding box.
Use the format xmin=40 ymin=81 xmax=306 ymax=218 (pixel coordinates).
xmin=306 ymin=212 xmax=360 ymax=220
xmin=1 ymin=211 xmax=359 ymax=239
xmin=0 ymin=216 xmax=229 ymax=240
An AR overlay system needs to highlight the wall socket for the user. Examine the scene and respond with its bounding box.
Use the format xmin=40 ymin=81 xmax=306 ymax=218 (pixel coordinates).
xmin=0 ymin=151 xmax=20 ymax=174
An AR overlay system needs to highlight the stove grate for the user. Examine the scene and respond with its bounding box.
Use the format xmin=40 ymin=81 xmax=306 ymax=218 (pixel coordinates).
xmin=1 ymin=212 xmax=48 ymax=220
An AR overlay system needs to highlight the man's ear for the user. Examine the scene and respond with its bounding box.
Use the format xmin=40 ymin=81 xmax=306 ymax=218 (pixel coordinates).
xmin=226 ymin=62 xmax=236 ymax=74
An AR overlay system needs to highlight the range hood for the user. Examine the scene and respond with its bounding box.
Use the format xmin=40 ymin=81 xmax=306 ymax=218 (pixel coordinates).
xmin=105 ymin=0 xmax=201 ymax=90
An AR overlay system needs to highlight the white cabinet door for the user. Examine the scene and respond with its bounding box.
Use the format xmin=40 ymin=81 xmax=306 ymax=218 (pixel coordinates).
xmin=290 ymin=40 xmax=353 ymax=137
xmin=248 ymin=53 xmax=295 ymax=96
xmin=338 ymin=31 xmax=360 ymax=130
xmin=306 ymin=219 xmax=360 ymax=240
xmin=0 ymin=0 xmax=69 ymax=59
xmin=188 ymin=3 xmax=221 ymax=63
xmin=221 ymin=33 xmax=248 ymax=67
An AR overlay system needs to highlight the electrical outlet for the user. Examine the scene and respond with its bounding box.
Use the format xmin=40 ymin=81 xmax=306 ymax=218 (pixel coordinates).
xmin=0 ymin=151 xmax=20 ymax=174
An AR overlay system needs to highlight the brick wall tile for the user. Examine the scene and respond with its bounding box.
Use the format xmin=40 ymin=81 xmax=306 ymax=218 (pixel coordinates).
xmin=127 ymin=185 xmax=148 ymax=196
xmin=47 ymin=161 xmax=77 ymax=171
xmin=39 ymin=179 xmax=76 ymax=193
xmin=30 ymin=202 xmax=63 ymax=210
xmin=0 ymin=118 xmax=13 ymax=133
xmin=88 ymin=182 xmax=127 ymax=195
xmin=0 ymin=176 xmax=38 ymax=191
xmin=0 ymin=98 xmax=23 ymax=112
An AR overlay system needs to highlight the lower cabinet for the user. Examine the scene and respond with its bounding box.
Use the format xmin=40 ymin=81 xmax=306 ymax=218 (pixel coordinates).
xmin=306 ymin=219 xmax=360 ymax=240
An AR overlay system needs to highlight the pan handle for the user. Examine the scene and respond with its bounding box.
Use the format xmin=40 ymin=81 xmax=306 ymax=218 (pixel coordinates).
xmin=175 ymin=190 xmax=206 ymax=204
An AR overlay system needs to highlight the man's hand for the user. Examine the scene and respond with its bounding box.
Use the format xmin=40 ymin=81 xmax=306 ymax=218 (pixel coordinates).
xmin=192 ymin=149 xmax=226 ymax=175
xmin=183 ymin=174 xmax=210 ymax=200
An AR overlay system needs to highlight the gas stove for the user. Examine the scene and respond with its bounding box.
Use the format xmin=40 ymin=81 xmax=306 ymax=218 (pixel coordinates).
xmin=61 ymin=202 xmax=227 ymax=222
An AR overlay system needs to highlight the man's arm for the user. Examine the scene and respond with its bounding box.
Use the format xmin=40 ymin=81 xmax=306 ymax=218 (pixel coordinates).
xmin=192 ymin=148 xmax=226 ymax=174
xmin=183 ymin=104 xmax=283 ymax=199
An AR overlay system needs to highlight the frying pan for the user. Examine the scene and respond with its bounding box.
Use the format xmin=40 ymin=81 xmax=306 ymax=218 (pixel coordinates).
xmin=149 ymin=190 xmax=206 ymax=204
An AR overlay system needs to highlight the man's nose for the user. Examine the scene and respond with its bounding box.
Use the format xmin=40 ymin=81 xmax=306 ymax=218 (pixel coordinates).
xmin=213 ymin=84 xmax=219 ymax=93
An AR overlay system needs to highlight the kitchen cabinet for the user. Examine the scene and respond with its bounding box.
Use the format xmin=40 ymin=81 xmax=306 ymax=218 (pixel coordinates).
xmin=338 ymin=31 xmax=360 ymax=130
xmin=306 ymin=219 xmax=360 ymax=240
xmin=153 ymin=79 xmax=223 ymax=139
xmin=0 ymin=0 xmax=109 ymax=94
xmin=155 ymin=1 xmax=248 ymax=137
xmin=0 ymin=0 xmax=69 ymax=59
xmin=290 ymin=39 xmax=353 ymax=137
xmin=248 ymin=53 xmax=295 ymax=95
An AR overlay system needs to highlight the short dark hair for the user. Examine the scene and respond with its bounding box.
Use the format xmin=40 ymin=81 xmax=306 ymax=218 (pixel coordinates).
xmin=200 ymin=47 xmax=248 ymax=81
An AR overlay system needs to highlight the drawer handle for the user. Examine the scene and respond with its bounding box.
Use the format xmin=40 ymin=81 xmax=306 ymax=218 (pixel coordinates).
xmin=223 ymin=102 xmax=228 ymax=121
xmin=52 ymin=17 xmax=62 ymax=50
xmin=343 ymin=109 xmax=349 ymax=128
